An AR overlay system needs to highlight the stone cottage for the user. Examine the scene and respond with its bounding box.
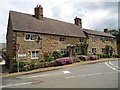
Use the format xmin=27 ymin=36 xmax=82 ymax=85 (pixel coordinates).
xmin=6 ymin=5 xmax=117 ymax=66
xmin=83 ymin=28 xmax=117 ymax=55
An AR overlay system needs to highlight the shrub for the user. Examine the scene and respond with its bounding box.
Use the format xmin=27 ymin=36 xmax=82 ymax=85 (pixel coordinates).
xmin=62 ymin=51 xmax=70 ymax=57
xmin=73 ymin=56 xmax=80 ymax=62
xmin=55 ymin=57 xmax=73 ymax=65
xmin=89 ymin=55 xmax=98 ymax=60
xmin=97 ymin=54 xmax=112 ymax=58
xmin=78 ymin=55 xmax=89 ymax=61
xmin=44 ymin=52 xmax=54 ymax=62
xmin=112 ymin=54 xmax=119 ymax=58
xmin=52 ymin=51 xmax=62 ymax=59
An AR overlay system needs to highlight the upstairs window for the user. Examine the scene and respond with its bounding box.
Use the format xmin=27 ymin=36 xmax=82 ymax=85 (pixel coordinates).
xmin=25 ymin=33 xmax=35 ymax=41
xmin=100 ymin=37 xmax=105 ymax=42
xmin=60 ymin=37 xmax=66 ymax=41
xmin=80 ymin=38 xmax=84 ymax=42
xmin=92 ymin=36 xmax=96 ymax=42
xmin=105 ymin=37 xmax=109 ymax=41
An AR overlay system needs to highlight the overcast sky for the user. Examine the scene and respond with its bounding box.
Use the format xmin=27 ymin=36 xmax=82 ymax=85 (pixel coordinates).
xmin=0 ymin=0 xmax=119 ymax=43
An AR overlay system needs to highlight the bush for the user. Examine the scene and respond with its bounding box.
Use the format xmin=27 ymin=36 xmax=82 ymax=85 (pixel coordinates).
xmin=97 ymin=54 xmax=112 ymax=58
xmin=78 ymin=55 xmax=89 ymax=61
xmin=44 ymin=52 xmax=54 ymax=62
xmin=52 ymin=51 xmax=62 ymax=59
xmin=112 ymin=54 xmax=119 ymax=58
xmin=73 ymin=56 xmax=80 ymax=62
xmin=62 ymin=51 xmax=70 ymax=57
xmin=55 ymin=57 xmax=73 ymax=65
xmin=89 ymin=55 xmax=99 ymax=60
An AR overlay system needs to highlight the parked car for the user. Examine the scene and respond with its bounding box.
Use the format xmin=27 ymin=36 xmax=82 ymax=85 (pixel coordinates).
xmin=78 ymin=55 xmax=89 ymax=61
xmin=89 ymin=55 xmax=99 ymax=60
xmin=55 ymin=57 xmax=73 ymax=65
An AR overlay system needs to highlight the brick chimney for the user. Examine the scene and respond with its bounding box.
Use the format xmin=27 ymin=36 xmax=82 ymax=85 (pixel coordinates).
xmin=74 ymin=17 xmax=82 ymax=28
xmin=104 ymin=28 xmax=109 ymax=33
xmin=34 ymin=5 xmax=43 ymax=19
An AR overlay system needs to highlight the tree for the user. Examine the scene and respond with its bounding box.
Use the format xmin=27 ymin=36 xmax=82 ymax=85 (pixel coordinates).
xmin=52 ymin=51 xmax=62 ymax=59
xmin=108 ymin=29 xmax=119 ymax=36
xmin=109 ymin=29 xmax=120 ymax=44
xmin=80 ymin=41 xmax=88 ymax=55
xmin=105 ymin=45 xmax=113 ymax=56
xmin=1 ymin=48 xmax=6 ymax=60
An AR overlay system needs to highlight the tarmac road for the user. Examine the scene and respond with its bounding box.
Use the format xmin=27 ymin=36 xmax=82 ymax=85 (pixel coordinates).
xmin=1 ymin=60 xmax=119 ymax=88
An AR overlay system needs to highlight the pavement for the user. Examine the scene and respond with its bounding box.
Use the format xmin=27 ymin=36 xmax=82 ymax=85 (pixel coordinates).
xmin=1 ymin=58 xmax=120 ymax=78
xmin=1 ymin=59 xmax=120 ymax=88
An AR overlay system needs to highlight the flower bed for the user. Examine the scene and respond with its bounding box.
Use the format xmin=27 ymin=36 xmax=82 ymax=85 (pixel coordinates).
xmin=55 ymin=57 xmax=73 ymax=65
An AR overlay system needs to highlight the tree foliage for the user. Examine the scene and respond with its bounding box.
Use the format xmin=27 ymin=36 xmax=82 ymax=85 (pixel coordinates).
xmin=80 ymin=41 xmax=88 ymax=55
xmin=105 ymin=45 xmax=113 ymax=56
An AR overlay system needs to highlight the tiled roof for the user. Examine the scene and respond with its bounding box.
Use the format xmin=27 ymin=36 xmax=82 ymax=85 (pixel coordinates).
xmin=83 ymin=29 xmax=115 ymax=38
xmin=10 ymin=11 xmax=86 ymax=38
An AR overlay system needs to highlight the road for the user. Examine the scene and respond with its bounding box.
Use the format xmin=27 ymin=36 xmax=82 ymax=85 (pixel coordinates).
xmin=1 ymin=60 xmax=120 ymax=88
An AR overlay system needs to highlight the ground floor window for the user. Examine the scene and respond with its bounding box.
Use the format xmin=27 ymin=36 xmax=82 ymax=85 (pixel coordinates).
xmin=61 ymin=49 xmax=67 ymax=55
xmin=102 ymin=48 xmax=106 ymax=54
xmin=31 ymin=51 xmax=39 ymax=59
xmin=92 ymin=48 xmax=96 ymax=55
xmin=75 ymin=48 xmax=81 ymax=54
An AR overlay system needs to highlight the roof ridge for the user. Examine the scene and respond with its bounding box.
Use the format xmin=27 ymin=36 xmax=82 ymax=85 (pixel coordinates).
xmin=9 ymin=10 xmax=86 ymax=38
xmin=10 ymin=10 xmax=77 ymax=26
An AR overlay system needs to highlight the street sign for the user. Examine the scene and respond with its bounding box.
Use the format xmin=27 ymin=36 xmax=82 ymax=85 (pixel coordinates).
xmin=18 ymin=54 xmax=26 ymax=57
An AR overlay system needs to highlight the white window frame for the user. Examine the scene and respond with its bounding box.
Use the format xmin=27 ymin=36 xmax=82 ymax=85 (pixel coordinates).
xmin=24 ymin=33 xmax=35 ymax=41
xmin=92 ymin=48 xmax=96 ymax=54
xmin=31 ymin=51 xmax=39 ymax=59
xmin=61 ymin=49 xmax=67 ymax=55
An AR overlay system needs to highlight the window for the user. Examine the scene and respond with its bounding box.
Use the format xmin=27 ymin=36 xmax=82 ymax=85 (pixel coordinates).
xmin=102 ymin=48 xmax=106 ymax=54
xmin=25 ymin=33 xmax=35 ymax=41
xmin=92 ymin=36 xmax=96 ymax=42
xmin=60 ymin=37 xmax=66 ymax=41
xmin=80 ymin=38 xmax=84 ymax=42
xmin=61 ymin=49 xmax=67 ymax=55
xmin=75 ymin=48 xmax=81 ymax=54
xmin=105 ymin=37 xmax=109 ymax=41
xmin=100 ymin=37 xmax=105 ymax=42
xmin=92 ymin=48 xmax=96 ymax=55
xmin=31 ymin=51 xmax=39 ymax=59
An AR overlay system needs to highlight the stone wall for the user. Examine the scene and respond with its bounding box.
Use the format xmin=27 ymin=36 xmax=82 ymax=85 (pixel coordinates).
xmin=6 ymin=17 xmax=14 ymax=60
xmin=87 ymin=34 xmax=117 ymax=55
xmin=117 ymin=44 xmax=120 ymax=57
xmin=15 ymin=32 xmax=82 ymax=61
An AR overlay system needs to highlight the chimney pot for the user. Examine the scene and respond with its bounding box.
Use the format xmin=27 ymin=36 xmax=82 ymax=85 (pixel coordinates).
xmin=74 ymin=16 xmax=82 ymax=28
xmin=104 ymin=28 xmax=109 ymax=33
xmin=34 ymin=5 xmax=43 ymax=20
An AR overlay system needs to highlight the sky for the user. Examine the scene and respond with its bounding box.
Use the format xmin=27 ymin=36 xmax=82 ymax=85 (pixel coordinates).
xmin=0 ymin=0 xmax=119 ymax=43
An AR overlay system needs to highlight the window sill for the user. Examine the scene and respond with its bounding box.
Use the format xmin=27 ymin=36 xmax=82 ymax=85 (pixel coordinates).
xmin=24 ymin=40 xmax=35 ymax=41
xmin=31 ymin=58 xmax=39 ymax=60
